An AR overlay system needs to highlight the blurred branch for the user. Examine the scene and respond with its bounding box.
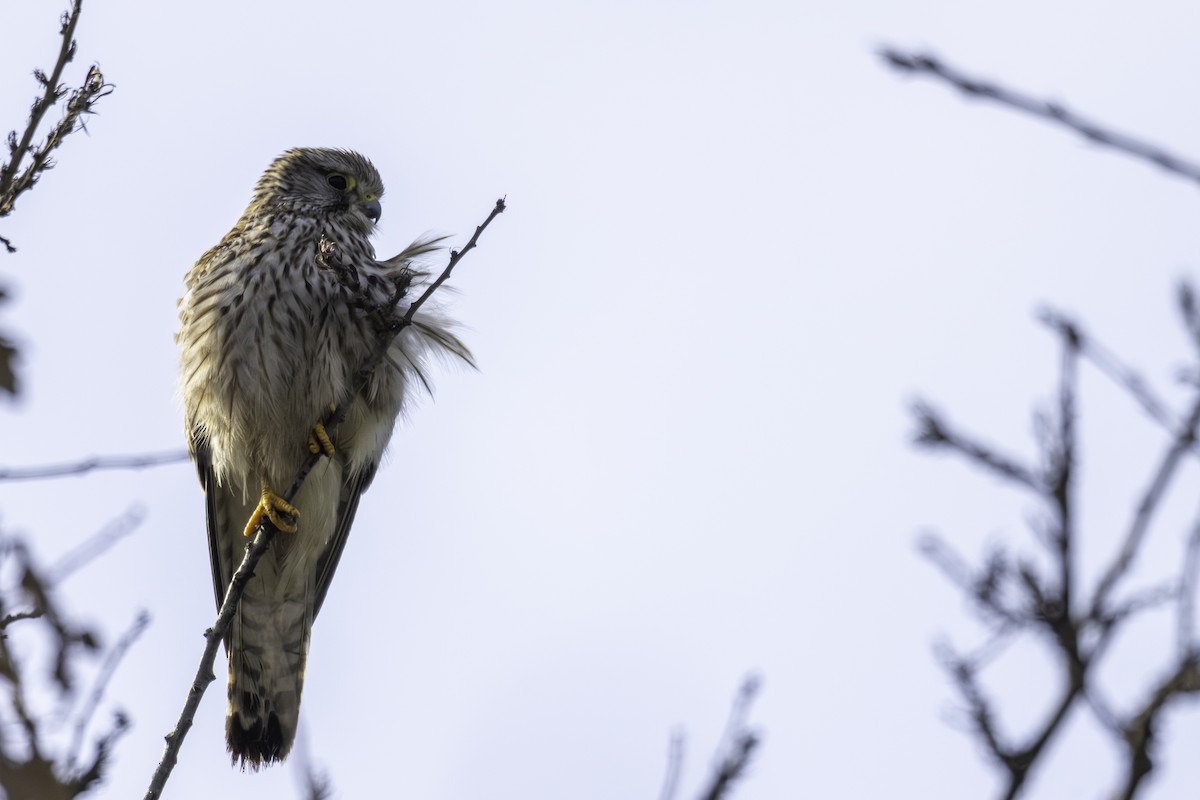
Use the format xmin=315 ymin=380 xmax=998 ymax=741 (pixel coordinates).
xmin=879 ymin=47 xmax=1200 ymax=187
xmin=1115 ymin=656 xmax=1200 ymax=800
xmin=697 ymin=675 xmax=762 ymax=800
xmin=143 ymin=198 xmax=505 ymax=800
xmin=65 ymin=610 xmax=149 ymax=771
xmin=47 ymin=505 xmax=143 ymax=583
xmin=657 ymin=729 xmax=685 ymax=800
xmin=914 ymin=289 xmax=1200 ymax=798
xmin=0 ymin=0 xmax=114 ymax=253
xmin=0 ymin=450 xmax=189 ymax=482
xmin=1089 ymin=393 xmax=1200 ymax=619
xmin=911 ymin=401 xmax=1044 ymax=492
xmin=0 ymin=528 xmax=142 ymax=800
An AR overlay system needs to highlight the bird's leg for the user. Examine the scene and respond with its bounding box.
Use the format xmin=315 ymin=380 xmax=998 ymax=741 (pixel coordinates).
xmin=308 ymin=403 xmax=337 ymax=457
xmin=243 ymin=482 xmax=300 ymax=537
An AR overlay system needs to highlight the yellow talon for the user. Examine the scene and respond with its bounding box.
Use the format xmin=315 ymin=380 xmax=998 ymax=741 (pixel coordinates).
xmin=243 ymin=486 xmax=299 ymax=537
xmin=308 ymin=404 xmax=337 ymax=457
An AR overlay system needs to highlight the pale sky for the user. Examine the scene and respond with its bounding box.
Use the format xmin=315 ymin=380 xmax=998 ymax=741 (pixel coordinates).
xmin=3 ymin=1 xmax=1200 ymax=798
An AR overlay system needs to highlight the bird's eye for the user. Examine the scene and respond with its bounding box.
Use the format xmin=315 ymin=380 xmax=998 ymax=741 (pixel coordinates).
xmin=326 ymin=173 xmax=355 ymax=192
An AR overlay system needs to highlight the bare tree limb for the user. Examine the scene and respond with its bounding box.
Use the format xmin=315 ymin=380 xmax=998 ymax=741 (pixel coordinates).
xmin=0 ymin=450 xmax=189 ymax=482
xmin=879 ymin=47 xmax=1200 ymax=188
xmin=143 ymin=198 xmax=504 ymax=800
xmin=0 ymin=0 xmax=114 ymax=253
xmin=915 ymin=297 xmax=1200 ymax=798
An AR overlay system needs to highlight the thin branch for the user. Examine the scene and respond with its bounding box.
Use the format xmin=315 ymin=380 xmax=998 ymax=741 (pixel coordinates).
xmin=697 ymin=675 xmax=762 ymax=800
xmin=0 ymin=2 xmax=83 ymax=199
xmin=0 ymin=0 xmax=114 ymax=252
xmin=1090 ymin=393 xmax=1200 ymax=618
xmin=1179 ymin=511 xmax=1200 ymax=656
xmin=143 ymin=198 xmax=504 ymax=800
xmin=0 ymin=450 xmax=189 ymax=482
xmin=47 ymin=505 xmax=143 ymax=583
xmin=404 ymin=197 xmax=505 ymax=321
xmin=911 ymin=401 xmax=1044 ymax=492
xmin=879 ymin=48 xmax=1200 ymax=188
xmin=0 ymin=608 xmax=42 ymax=629
xmin=658 ymin=730 xmax=685 ymax=800
xmin=1002 ymin=678 xmax=1085 ymax=800
xmin=1045 ymin=316 xmax=1080 ymax=660
xmin=918 ymin=535 xmax=1025 ymax=627
xmin=939 ymin=646 xmax=1007 ymax=761
xmin=1038 ymin=307 xmax=1190 ymax=451
xmin=65 ymin=610 xmax=149 ymax=770
xmin=1115 ymin=656 xmax=1200 ymax=800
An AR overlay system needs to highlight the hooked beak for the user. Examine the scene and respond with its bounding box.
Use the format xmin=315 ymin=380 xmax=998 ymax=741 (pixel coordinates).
xmin=358 ymin=197 xmax=382 ymax=223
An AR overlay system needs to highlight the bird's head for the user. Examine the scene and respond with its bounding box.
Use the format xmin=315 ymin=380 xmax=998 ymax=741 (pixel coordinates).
xmin=253 ymin=147 xmax=385 ymax=234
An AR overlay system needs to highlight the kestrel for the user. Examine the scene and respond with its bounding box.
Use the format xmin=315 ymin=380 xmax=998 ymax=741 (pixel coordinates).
xmin=177 ymin=148 xmax=470 ymax=768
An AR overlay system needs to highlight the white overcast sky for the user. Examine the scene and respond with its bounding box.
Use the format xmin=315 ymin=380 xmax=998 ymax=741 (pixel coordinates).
xmin=3 ymin=1 xmax=1200 ymax=798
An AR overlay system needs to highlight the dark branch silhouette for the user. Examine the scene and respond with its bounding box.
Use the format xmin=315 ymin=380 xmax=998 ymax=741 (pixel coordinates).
xmin=0 ymin=524 xmax=142 ymax=799
xmin=659 ymin=675 xmax=763 ymax=800
xmin=143 ymin=198 xmax=505 ymax=800
xmin=913 ymin=287 xmax=1200 ymax=798
xmin=0 ymin=0 xmax=114 ymax=253
xmin=879 ymin=47 xmax=1200 ymax=188
xmin=0 ymin=0 xmax=113 ymax=400
xmin=698 ymin=675 xmax=762 ymax=800
xmin=881 ymin=47 xmax=1200 ymax=797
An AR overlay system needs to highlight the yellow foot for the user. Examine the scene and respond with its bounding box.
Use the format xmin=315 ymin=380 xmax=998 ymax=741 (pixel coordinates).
xmin=308 ymin=404 xmax=337 ymax=457
xmin=243 ymin=487 xmax=299 ymax=537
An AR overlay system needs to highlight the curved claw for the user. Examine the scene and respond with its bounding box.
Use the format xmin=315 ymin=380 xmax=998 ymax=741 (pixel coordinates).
xmin=244 ymin=486 xmax=299 ymax=537
xmin=308 ymin=422 xmax=335 ymax=457
xmin=308 ymin=404 xmax=337 ymax=457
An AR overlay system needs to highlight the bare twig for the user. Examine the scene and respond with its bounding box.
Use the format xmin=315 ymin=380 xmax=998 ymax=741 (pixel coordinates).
xmin=143 ymin=198 xmax=504 ymax=800
xmin=1090 ymin=394 xmax=1200 ymax=618
xmin=1 ymin=0 xmax=114 ymax=253
xmin=911 ymin=401 xmax=1044 ymax=492
xmin=879 ymin=48 xmax=1200 ymax=188
xmin=658 ymin=730 xmax=685 ymax=800
xmin=0 ymin=608 xmax=43 ymax=629
xmin=47 ymin=505 xmax=143 ymax=583
xmin=918 ymin=296 xmax=1200 ymax=798
xmin=1038 ymin=308 xmax=1181 ymax=441
xmin=1179 ymin=511 xmax=1200 ymax=655
xmin=65 ymin=610 xmax=149 ymax=770
xmin=697 ymin=675 xmax=762 ymax=800
xmin=1116 ymin=657 xmax=1200 ymax=800
xmin=0 ymin=450 xmax=189 ymax=482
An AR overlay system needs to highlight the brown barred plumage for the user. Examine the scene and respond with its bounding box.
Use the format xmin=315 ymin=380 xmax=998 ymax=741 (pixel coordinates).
xmin=177 ymin=148 xmax=470 ymax=769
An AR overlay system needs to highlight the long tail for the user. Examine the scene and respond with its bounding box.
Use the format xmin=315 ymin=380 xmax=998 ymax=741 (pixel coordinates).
xmin=225 ymin=551 xmax=313 ymax=769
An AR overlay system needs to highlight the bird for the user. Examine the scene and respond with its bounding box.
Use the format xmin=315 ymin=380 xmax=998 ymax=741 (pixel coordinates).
xmin=177 ymin=147 xmax=470 ymax=769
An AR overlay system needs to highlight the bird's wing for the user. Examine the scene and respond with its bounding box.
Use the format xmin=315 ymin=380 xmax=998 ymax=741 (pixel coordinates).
xmin=313 ymin=461 xmax=378 ymax=619
xmin=192 ymin=433 xmax=230 ymax=612
xmin=192 ymin=434 xmax=240 ymax=658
